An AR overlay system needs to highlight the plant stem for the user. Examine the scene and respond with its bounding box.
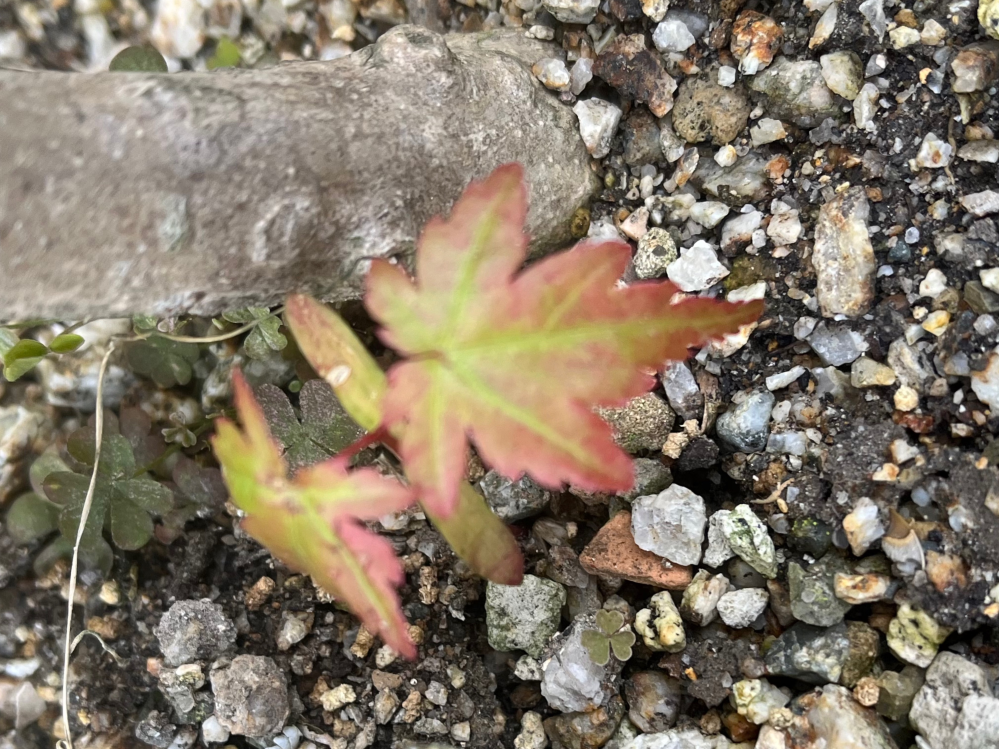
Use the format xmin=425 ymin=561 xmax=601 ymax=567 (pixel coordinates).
xmin=133 ymin=420 xmax=214 ymax=478
xmin=59 ymin=342 xmax=115 ymax=749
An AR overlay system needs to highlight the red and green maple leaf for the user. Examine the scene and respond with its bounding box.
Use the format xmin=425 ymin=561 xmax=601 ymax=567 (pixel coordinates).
xmin=366 ymin=163 xmax=763 ymax=515
xmin=213 ymin=371 xmax=417 ymax=658
xmin=285 ymin=294 xmax=524 ymax=587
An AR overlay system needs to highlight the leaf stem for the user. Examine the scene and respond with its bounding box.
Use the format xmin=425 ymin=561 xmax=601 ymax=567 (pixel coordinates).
xmin=59 ymin=342 xmax=115 ymax=749
xmin=132 ymin=420 xmax=214 ymax=478
xmin=152 ymin=306 xmax=286 ymax=344
xmin=336 ymin=427 xmax=392 ymax=463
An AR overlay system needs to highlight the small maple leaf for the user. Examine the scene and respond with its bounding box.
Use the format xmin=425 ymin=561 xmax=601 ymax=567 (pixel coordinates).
xmin=284 ymin=293 xmax=525 ymax=587
xmin=213 ymin=371 xmax=417 ymax=658
xmin=366 ymin=163 xmax=763 ymax=516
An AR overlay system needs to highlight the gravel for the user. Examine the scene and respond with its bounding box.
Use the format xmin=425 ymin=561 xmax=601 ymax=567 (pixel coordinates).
xmin=154 ymin=600 xmax=237 ymax=668
xmin=210 ymin=655 xmax=289 ymax=738
xmin=11 ymin=0 xmax=999 ymax=747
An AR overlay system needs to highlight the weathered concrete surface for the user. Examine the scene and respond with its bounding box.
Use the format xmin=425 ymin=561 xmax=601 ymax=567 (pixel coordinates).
xmin=0 ymin=27 xmax=598 ymax=320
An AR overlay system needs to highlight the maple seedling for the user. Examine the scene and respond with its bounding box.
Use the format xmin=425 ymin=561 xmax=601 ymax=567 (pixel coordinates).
xmin=213 ymin=372 xmax=417 ymax=657
xmin=581 ymin=609 xmax=636 ymax=666
xmin=366 ymin=163 xmax=763 ymax=516
xmin=215 ymin=162 xmax=762 ymax=660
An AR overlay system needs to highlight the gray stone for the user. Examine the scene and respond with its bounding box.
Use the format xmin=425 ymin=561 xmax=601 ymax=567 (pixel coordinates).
xmin=157 ymin=664 xmax=209 ymax=721
xmin=952 ymin=42 xmax=999 ymax=92
xmin=155 ymin=599 xmax=237 ymax=667
xmin=135 ymin=710 xmax=179 ymax=749
xmin=716 ymin=390 xmax=774 ymax=453
xmin=973 ymin=348 xmax=999 ymax=408
xmin=0 ymin=681 xmax=46 ymax=729
xmin=819 ymin=51 xmax=863 ymax=100
xmin=765 ymin=621 xmax=879 ymax=687
xmin=694 ymin=153 xmax=771 ymax=202
xmin=635 ymin=228 xmax=679 ymax=279
xmin=275 ymin=611 xmax=311 ymax=651
xmin=543 ymin=545 xmax=591 ymax=589
xmin=619 ymin=458 xmax=673 ymax=502
xmin=201 ymin=715 xmax=230 ymax=744
xmin=720 ymin=504 xmax=777 ymax=579
xmin=533 ymin=57 xmax=571 ymax=92
xmin=916 ymin=133 xmax=954 ymax=169
xmin=625 ymin=672 xmax=682 ymax=733
xmin=963 ymin=190 xmax=999 ymax=217
xmin=570 ymin=57 xmax=594 ymax=95
xmin=574 ymin=98 xmax=623 ymax=159
xmin=788 ymin=555 xmax=852 ymax=627
xmin=516 ymin=711 xmax=548 ymax=749
xmin=659 ymin=120 xmax=687 ymax=163
xmin=0 ymin=28 xmax=598 ymax=321
xmin=486 ymin=575 xmax=566 ymax=658
xmin=716 ymin=588 xmax=768 ymax=628
xmin=680 ymin=569 xmax=730 ymax=626
xmin=667 ymin=241 xmax=730 ymax=292
xmin=620 ymin=727 xmax=717 ymax=749
xmin=662 ymin=361 xmax=702 ymax=420
xmin=210 ymin=655 xmax=289 ymax=739
xmin=910 ymin=652 xmax=999 ymax=749
xmin=631 ymin=484 xmax=707 ymax=566
xmin=859 ymin=0 xmax=886 ymax=39
xmin=704 ymin=510 xmax=736 ymax=568
xmin=853 ymin=82 xmax=879 ymax=130
xmin=653 ymin=19 xmax=696 ymax=52
xmin=812 ymin=187 xmax=876 ymax=318
xmin=479 ymin=471 xmax=552 ymax=522
xmin=876 ymin=666 xmax=924 ymax=721
xmin=541 ymin=613 xmax=620 ymax=712
xmin=953 ymin=695 xmax=999 ymax=749
xmin=887 ymin=338 xmax=932 ymax=390
xmin=545 ymin=699 xmax=626 ymax=748
xmin=781 ymin=685 xmax=896 ymax=749
xmin=542 ymin=0 xmax=599 ymax=22
xmin=747 ymin=57 xmax=841 ymax=128
xmin=731 ymin=679 xmax=790 ymax=724
xmin=767 ymin=431 xmax=808 ymax=456
xmin=750 ymin=118 xmax=787 ymax=147
xmin=621 ymin=110 xmax=662 ymax=167
xmin=598 ymin=393 xmax=676 ymax=453
xmin=720 ymin=211 xmax=762 ymax=252
xmin=671 ymin=76 xmax=751 ymax=145
xmin=0 ymin=404 xmax=50 ymax=503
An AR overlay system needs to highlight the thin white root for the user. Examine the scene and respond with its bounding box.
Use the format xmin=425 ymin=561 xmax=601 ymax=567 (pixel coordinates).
xmin=69 ymin=630 xmax=125 ymax=666
xmin=57 ymin=342 xmax=115 ymax=749
xmin=52 ymin=309 xmax=279 ymax=748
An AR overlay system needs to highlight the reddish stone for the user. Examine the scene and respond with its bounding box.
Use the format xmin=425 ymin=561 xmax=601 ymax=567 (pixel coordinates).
xmin=593 ymin=35 xmax=677 ymax=118
xmin=579 ymin=511 xmax=692 ymax=590
xmin=893 ymin=410 xmax=935 ymax=433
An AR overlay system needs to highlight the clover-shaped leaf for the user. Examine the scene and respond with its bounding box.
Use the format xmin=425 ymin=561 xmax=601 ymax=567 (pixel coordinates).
xmin=172 ymin=456 xmax=227 ymax=518
xmin=222 ymin=307 xmax=287 ymax=360
xmin=11 ymin=417 xmax=176 ymax=575
xmin=125 ymin=335 xmax=200 ymax=388
xmin=6 ymin=492 xmax=59 ymax=544
xmin=254 ymin=380 xmax=365 ymax=470
xmin=581 ymin=609 xmax=636 ymax=666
